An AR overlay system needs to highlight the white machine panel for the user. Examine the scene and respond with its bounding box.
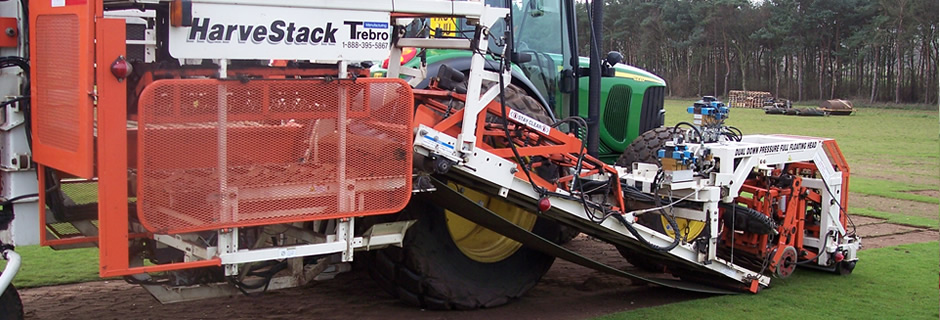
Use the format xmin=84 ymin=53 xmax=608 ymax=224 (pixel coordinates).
xmin=168 ymin=3 xmax=391 ymax=60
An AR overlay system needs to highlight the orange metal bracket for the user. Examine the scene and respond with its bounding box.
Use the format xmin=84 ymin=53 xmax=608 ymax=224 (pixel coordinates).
xmin=412 ymin=87 xmax=626 ymax=211
xmin=0 ymin=18 xmax=17 ymax=47
xmin=96 ymin=17 xmax=131 ymax=277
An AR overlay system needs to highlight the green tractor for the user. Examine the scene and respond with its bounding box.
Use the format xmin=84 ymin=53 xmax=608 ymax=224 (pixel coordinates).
xmin=377 ymin=0 xmax=666 ymax=164
xmin=366 ymin=0 xmax=669 ymax=310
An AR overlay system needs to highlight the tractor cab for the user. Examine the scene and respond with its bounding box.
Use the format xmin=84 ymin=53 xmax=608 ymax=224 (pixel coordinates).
xmin=390 ymin=0 xmax=666 ymax=163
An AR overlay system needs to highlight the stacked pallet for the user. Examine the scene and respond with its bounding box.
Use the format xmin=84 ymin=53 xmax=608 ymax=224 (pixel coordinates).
xmin=728 ymin=90 xmax=772 ymax=108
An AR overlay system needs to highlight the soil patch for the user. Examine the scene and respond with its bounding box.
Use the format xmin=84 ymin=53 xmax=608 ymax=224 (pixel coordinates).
xmin=851 ymin=163 xmax=938 ymax=187
xmin=850 ymin=216 xmax=887 ymax=226
xmin=848 ymin=213 xmax=938 ymax=250
xmin=854 ymin=223 xmax=921 ymax=237
xmin=909 ymin=189 xmax=940 ymax=198
xmin=860 ymin=230 xmax=939 ymax=250
xmin=18 ymin=224 xmax=938 ymax=319
xmin=851 ymin=194 xmax=938 ymax=220
xmin=19 ymin=235 xmax=708 ymax=320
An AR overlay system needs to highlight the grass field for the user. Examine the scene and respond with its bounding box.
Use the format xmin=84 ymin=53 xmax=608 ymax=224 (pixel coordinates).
xmin=600 ymin=241 xmax=940 ymax=319
xmin=3 ymin=246 xmax=105 ymax=288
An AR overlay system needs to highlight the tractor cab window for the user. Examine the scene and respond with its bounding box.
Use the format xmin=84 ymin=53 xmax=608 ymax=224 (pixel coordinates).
xmin=407 ymin=0 xmax=572 ymax=110
xmin=511 ymin=0 xmax=570 ymax=108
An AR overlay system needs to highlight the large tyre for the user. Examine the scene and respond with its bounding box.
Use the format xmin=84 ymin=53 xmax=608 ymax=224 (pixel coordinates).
xmin=614 ymin=127 xmax=672 ymax=272
xmin=367 ymin=200 xmax=558 ymax=310
xmin=615 ymin=126 xmax=672 ymax=170
xmin=364 ymin=82 xmax=561 ymax=310
xmin=0 ymin=278 xmax=24 ymax=320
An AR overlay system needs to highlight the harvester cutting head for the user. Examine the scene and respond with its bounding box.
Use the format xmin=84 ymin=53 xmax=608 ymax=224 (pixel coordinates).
xmin=623 ymin=97 xmax=861 ymax=289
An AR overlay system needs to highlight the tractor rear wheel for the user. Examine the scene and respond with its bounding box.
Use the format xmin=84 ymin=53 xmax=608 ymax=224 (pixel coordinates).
xmin=367 ymin=200 xmax=558 ymax=310
xmin=0 ymin=277 xmax=24 ymax=320
xmin=364 ymin=82 xmax=561 ymax=310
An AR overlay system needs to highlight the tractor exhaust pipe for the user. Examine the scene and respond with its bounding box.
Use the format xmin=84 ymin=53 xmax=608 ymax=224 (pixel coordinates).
xmin=587 ymin=0 xmax=603 ymax=157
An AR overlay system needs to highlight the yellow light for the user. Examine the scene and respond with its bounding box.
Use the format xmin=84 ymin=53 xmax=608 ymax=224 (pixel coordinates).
xmin=170 ymin=0 xmax=183 ymax=27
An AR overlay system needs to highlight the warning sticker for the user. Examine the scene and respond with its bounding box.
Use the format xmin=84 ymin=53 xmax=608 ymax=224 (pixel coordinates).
xmin=508 ymin=109 xmax=551 ymax=135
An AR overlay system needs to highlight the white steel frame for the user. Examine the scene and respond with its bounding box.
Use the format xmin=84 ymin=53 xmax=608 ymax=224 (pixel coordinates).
xmin=622 ymin=134 xmax=861 ymax=269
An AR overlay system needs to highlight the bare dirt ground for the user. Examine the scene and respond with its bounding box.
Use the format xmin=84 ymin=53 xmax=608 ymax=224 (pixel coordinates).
xmin=908 ymin=190 xmax=940 ymax=198
xmin=19 ymin=214 xmax=937 ymax=320
xmin=851 ymin=194 xmax=938 ymax=220
xmin=19 ymin=236 xmax=707 ymax=320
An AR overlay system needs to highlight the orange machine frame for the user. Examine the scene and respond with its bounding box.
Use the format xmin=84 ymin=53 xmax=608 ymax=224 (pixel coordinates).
xmin=411 ymin=81 xmax=627 ymax=213
xmin=34 ymin=1 xmax=402 ymax=277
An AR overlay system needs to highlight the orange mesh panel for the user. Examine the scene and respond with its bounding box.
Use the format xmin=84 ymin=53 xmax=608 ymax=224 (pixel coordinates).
xmin=34 ymin=15 xmax=80 ymax=152
xmin=137 ymin=78 xmax=414 ymax=234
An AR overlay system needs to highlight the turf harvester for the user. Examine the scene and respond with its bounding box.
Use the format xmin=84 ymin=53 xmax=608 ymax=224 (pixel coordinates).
xmin=0 ymin=0 xmax=859 ymax=316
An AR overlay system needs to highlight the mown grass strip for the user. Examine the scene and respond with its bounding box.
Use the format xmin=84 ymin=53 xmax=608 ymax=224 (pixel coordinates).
xmin=851 ymin=208 xmax=938 ymax=230
xmin=851 ymin=177 xmax=938 ymax=204
xmin=0 ymin=245 xmax=105 ymax=288
xmin=598 ymin=241 xmax=940 ymax=320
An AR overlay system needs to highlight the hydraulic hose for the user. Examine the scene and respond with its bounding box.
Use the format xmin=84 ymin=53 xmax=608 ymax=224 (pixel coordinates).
xmin=613 ymin=207 xmax=680 ymax=253
xmin=672 ymin=121 xmax=703 ymax=143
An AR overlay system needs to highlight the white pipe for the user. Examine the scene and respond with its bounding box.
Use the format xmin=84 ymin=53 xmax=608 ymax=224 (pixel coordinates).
xmin=0 ymin=249 xmax=21 ymax=294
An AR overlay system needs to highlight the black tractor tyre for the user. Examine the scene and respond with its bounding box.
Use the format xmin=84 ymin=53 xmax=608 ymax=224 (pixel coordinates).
xmin=0 ymin=277 xmax=24 ymax=320
xmin=489 ymin=84 xmax=553 ymax=124
xmin=614 ymin=126 xmax=673 ymax=273
xmin=365 ymin=200 xmax=559 ymax=310
xmin=615 ymin=126 xmax=672 ymax=170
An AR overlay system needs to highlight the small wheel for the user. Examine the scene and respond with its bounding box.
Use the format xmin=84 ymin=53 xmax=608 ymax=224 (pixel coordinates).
xmin=775 ymin=246 xmax=798 ymax=278
xmin=0 ymin=275 xmax=24 ymax=320
xmin=837 ymin=260 xmax=856 ymax=275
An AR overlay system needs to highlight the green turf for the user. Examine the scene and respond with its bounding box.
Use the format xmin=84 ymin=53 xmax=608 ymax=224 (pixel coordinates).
xmin=851 ymin=207 xmax=939 ymax=230
xmin=598 ymin=241 xmax=940 ymax=320
xmin=0 ymin=245 xmax=105 ymax=288
xmin=850 ymin=177 xmax=939 ymax=205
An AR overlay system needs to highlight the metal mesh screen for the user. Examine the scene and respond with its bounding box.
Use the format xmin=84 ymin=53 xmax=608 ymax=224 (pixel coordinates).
xmin=137 ymin=78 xmax=414 ymax=234
xmin=34 ymin=14 xmax=80 ymax=152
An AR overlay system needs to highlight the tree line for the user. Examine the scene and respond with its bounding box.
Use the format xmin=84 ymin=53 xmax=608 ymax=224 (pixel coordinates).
xmin=575 ymin=0 xmax=938 ymax=104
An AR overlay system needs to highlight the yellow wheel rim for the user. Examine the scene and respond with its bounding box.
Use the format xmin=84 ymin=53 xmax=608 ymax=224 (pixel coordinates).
xmin=445 ymin=183 xmax=537 ymax=263
xmin=661 ymin=216 xmax=706 ymax=241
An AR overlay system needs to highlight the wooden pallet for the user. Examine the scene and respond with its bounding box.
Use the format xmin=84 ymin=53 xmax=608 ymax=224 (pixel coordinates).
xmin=728 ymin=90 xmax=772 ymax=108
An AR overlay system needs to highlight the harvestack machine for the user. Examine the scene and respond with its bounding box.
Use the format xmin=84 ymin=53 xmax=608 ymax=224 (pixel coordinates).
xmin=0 ymin=0 xmax=859 ymax=316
